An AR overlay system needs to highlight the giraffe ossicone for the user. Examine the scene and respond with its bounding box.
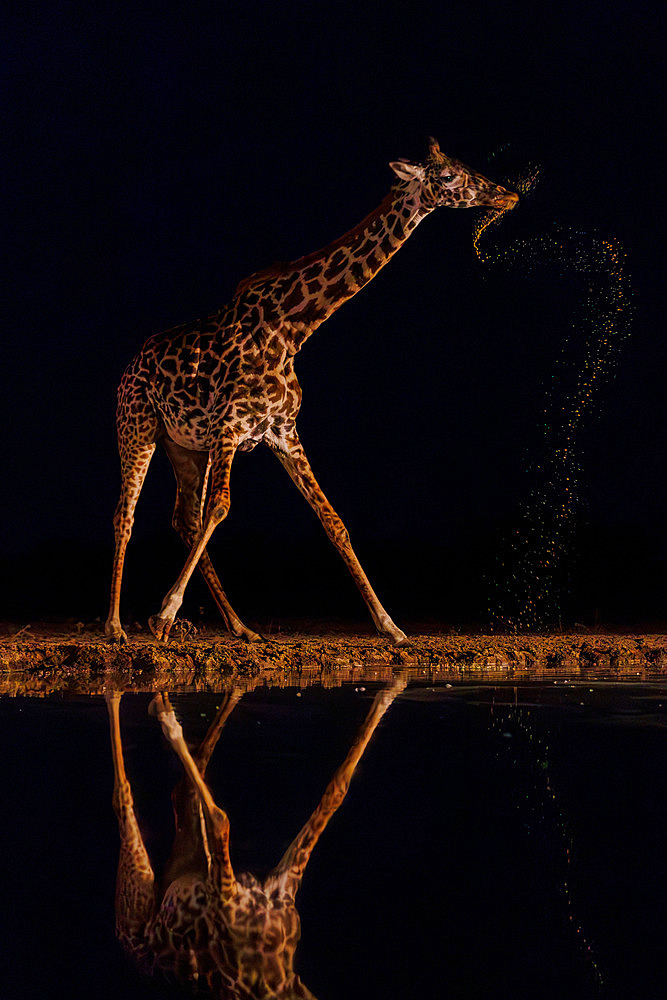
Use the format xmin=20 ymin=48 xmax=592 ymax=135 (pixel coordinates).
xmin=105 ymin=138 xmax=518 ymax=645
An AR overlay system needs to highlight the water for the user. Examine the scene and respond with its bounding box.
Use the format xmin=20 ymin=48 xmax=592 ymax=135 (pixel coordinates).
xmin=1 ymin=680 xmax=664 ymax=999
xmin=473 ymin=163 xmax=634 ymax=632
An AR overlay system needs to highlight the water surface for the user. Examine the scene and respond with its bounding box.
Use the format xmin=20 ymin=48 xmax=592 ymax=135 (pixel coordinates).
xmin=1 ymin=680 xmax=664 ymax=999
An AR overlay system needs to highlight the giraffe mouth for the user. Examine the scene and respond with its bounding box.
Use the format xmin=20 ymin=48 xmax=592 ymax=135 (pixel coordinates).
xmin=494 ymin=190 xmax=519 ymax=210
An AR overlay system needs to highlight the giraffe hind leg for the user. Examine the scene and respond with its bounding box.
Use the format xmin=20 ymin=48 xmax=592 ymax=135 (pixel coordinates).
xmin=106 ymin=408 xmax=158 ymax=643
xmin=191 ymin=687 xmax=244 ymax=775
xmin=161 ymin=436 xmax=262 ymax=642
xmin=105 ymin=693 xmax=156 ymax=949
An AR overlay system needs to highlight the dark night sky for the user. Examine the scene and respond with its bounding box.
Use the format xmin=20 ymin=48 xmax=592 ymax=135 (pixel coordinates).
xmin=3 ymin=1 xmax=665 ymax=627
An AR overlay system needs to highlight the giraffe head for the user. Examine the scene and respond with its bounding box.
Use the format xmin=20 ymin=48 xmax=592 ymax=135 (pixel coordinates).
xmin=390 ymin=137 xmax=518 ymax=212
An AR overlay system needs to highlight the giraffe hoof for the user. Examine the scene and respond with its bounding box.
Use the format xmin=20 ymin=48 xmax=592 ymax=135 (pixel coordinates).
xmin=389 ymin=631 xmax=412 ymax=648
xmin=105 ymin=625 xmax=128 ymax=644
xmin=149 ymin=615 xmax=173 ymax=642
xmin=149 ymin=694 xmax=183 ymax=742
xmin=390 ymin=673 xmax=409 ymax=693
xmin=240 ymin=627 xmax=266 ymax=643
xmin=148 ymin=693 xmax=169 ymax=716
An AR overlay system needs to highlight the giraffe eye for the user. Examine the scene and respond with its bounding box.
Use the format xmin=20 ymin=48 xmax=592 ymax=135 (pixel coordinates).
xmin=442 ymin=174 xmax=454 ymax=182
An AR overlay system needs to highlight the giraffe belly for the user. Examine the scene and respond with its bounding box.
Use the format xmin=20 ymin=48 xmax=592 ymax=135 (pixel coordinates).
xmin=149 ymin=368 xmax=298 ymax=453
xmin=164 ymin=424 xmax=210 ymax=451
xmin=155 ymin=403 xmax=212 ymax=451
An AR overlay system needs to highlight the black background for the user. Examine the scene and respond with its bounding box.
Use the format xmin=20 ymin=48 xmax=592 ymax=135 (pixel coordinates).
xmin=3 ymin=0 xmax=665 ymax=630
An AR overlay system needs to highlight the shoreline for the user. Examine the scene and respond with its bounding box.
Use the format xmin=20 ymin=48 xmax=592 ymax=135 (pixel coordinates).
xmin=1 ymin=623 xmax=666 ymax=694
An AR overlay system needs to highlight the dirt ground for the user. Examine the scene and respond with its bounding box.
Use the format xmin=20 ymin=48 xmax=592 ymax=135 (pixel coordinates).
xmin=1 ymin=620 xmax=666 ymax=695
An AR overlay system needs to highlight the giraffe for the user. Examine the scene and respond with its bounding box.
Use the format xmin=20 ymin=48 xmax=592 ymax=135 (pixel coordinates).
xmin=105 ymin=676 xmax=406 ymax=998
xmin=105 ymin=138 xmax=518 ymax=646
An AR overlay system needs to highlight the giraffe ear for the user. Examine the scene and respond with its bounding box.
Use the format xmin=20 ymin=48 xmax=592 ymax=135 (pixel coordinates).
xmin=389 ymin=160 xmax=425 ymax=182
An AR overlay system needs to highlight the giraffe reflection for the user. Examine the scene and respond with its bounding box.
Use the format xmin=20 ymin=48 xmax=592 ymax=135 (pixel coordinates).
xmin=106 ymin=676 xmax=406 ymax=998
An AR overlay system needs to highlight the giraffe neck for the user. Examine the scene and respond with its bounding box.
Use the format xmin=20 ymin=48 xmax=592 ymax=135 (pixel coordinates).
xmin=236 ymin=180 xmax=429 ymax=353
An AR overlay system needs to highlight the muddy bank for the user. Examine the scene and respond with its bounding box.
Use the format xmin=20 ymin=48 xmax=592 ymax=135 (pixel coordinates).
xmin=1 ymin=622 xmax=666 ymax=694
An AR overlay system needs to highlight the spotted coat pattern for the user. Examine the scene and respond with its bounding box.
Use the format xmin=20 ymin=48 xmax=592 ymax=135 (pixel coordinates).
xmin=105 ymin=140 xmax=518 ymax=646
xmin=106 ymin=679 xmax=406 ymax=998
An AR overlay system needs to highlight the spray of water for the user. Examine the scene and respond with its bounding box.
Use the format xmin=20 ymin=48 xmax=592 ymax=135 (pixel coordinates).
xmin=489 ymin=694 xmax=606 ymax=991
xmin=474 ymin=162 xmax=633 ymax=631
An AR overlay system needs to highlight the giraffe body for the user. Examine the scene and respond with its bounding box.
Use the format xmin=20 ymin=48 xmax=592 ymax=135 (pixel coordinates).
xmin=106 ymin=139 xmax=517 ymax=644
xmin=106 ymin=680 xmax=406 ymax=998
xmin=141 ymin=873 xmax=305 ymax=997
xmin=117 ymin=302 xmax=300 ymax=459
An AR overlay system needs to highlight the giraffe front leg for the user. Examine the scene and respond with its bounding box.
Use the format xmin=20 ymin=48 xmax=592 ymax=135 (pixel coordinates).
xmin=162 ymin=437 xmax=263 ymax=643
xmin=272 ymin=673 xmax=407 ymax=894
xmin=149 ymin=436 xmax=237 ymax=643
xmin=149 ymin=694 xmax=237 ymax=899
xmin=271 ymin=431 xmax=410 ymax=647
xmin=164 ymin=687 xmax=244 ymax=887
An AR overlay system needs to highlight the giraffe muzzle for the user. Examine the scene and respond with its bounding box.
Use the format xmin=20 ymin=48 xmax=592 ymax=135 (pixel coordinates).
xmin=494 ymin=188 xmax=519 ymax=210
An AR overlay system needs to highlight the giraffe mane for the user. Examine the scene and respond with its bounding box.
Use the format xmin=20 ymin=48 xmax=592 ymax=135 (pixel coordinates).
xmin=234 ymin=187 xmax=401 ymax=296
